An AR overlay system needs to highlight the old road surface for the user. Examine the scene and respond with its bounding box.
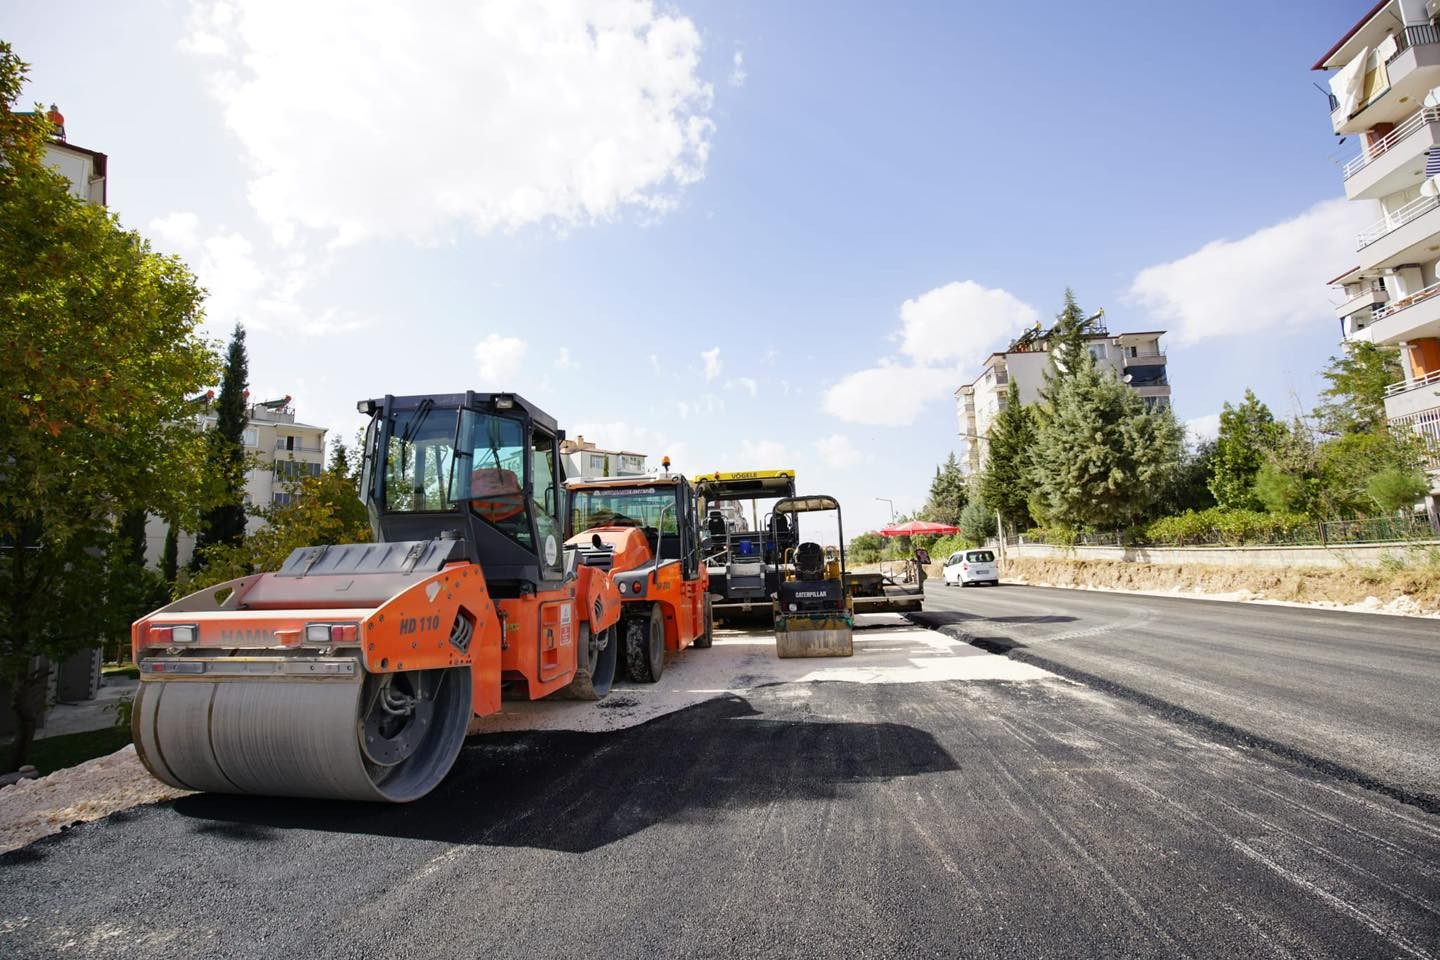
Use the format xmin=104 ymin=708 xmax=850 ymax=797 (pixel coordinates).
xmin=3 ymin=598 xmax=1439 ymax=960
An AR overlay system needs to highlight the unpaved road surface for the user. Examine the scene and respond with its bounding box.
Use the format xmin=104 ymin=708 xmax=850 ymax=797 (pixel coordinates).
xmin=916 ymin=581 xmax=1440 ymax=806
xmin=2 ymin=614 xmax=1439 ymax=959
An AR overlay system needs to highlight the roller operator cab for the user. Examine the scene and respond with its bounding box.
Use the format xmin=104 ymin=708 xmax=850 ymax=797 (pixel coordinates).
xmin=130 ymin=392 xmax=623 ymax=804
xmin=769 ymin=495 xmax=854 ymax=658
xmin=564 ymin=473 xmax=713 ymax=684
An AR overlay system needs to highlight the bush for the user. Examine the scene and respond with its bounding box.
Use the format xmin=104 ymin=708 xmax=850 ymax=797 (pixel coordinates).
xmin=1144 ymin=508 xmax=1311 ymax=546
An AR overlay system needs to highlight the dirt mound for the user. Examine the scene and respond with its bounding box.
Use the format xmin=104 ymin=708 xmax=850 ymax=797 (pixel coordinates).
xmin=1003 ymin=556 xmax=1440 ymax=617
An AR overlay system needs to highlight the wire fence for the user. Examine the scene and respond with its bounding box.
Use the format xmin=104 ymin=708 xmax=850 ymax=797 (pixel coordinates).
xmin=1015 ymin=515 xmax=1439 ymax=549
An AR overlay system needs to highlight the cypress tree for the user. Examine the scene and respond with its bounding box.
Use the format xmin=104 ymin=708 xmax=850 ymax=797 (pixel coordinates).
xmin=193 ymin=324 xmax=250 ymax=566
xmin=980 ymin=382 xmax=1037 ymax=529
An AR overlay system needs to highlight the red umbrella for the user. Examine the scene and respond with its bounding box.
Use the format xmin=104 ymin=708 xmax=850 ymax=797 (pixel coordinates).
xmin=878 ymin=520 xmax=958 ymax=537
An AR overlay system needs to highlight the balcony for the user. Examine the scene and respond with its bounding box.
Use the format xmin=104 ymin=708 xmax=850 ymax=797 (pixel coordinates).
xmin=1332 ymin=23 xmax=1440 ymax=136
xmin=1334 ymin=282 xmax=1388 ymax=320
xmin=1354 ymin=193 xmax=1440 ymax=269
xmin=1385 ymin=369 xmax=1440 ymax=420
xmin=1363 ymin=280 xmax=1440 ymax=344
xmin=1122 ymin=351 xmax=1166 ymax=367
xmin=1342 ymin=108 xmax=1440 ymax=200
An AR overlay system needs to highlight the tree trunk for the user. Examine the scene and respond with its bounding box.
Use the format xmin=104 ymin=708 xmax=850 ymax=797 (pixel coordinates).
xmin=7 ymin=661 xmax=48 ymax=771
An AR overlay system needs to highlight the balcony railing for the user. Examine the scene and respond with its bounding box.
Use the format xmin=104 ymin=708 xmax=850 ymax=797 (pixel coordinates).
xmin=1122 ymin=351 xmax=1166 ymax=364
xmin=1385 ymin=367 xmax=1440 ymax=396
xmin=1394 ymin=21 xmax=1440 ymax=57
xmin=1356 ymin=192 xmax=1440 ymax=249
xmin=1373 ymin=278 xmax=1440 ymax=323
xmin=1343 ymin=108 xmax=1440 ymax=179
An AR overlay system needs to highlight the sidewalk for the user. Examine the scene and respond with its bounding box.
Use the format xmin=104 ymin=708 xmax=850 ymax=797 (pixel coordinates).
xmin=41 ymin=676 xmax=135 ymax=738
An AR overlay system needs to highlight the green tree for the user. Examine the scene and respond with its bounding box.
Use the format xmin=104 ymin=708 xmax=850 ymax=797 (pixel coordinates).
xmin=1314 ymin=341 xmax=1404 ymax=437
xmin=847 ymin=531 xmax=885 ymax=565
xmin=1366 ymin=465 xmax=1430 ymax=513
xmin=160 ymin=522 xmax=179 ymax=585
xmin=1157 ymin=438 xmax=1216 ymax=516
xmin=957 ymin=500 xmax=996 ymax=545
xmin=1208 ymin=390 xmax=1284 ymax=510
xmin=1038 ymin=288 xmax=1100 ymax=404
xmin=923 ymin=452 xmax=968 ymax=525
xmin=979 ymin=382 xmax=1036 ymax=529
xmin=189 ymin=468 xmax=374 ymax=589
xmin=192 ymin=323 xmax=249 ymax=566
xmin=0 ymin=43 xmax=216 ymax=765
xmin=1029 ymin=363 xmax=1183 ymax=529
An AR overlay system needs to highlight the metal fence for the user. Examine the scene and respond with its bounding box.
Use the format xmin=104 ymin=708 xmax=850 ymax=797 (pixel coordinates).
xmin=1017 ymin=515 xmax=1438 ymax=549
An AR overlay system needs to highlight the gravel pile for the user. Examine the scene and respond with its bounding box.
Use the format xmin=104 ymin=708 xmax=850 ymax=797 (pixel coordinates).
xmin=0 ymin=744 xmax=190 ymax=855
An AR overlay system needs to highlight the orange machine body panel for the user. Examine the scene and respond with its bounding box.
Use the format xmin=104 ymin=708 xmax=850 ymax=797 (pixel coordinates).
xmin=575 ymin=526 xmax=709 ymax=652
xmin=131 ymin=558 xmax=621 ymax=719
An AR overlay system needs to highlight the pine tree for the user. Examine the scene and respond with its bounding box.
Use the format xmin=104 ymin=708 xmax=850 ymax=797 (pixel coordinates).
xmin=1038 ymin=288 xmax=1099 ymax=406
xmin=979 ymin=382 xmax=1036 ymax=529
xmin=924 ymin=452 xmax=968 ymax=525
xmin=161 ymin=523 xmax=179 ymax=584
xmin=1029 ymin=363 xmax=1183 ymax=529
xmin=1314 ymin=341 xmax=1404 ymax=437
xmin=193 ymin=324 xmax=249 ymax=567
xmin=328 ymin=439 xmax=351 ymax=479
xmin=1208 ymin=389 xmax=1284 ymax=510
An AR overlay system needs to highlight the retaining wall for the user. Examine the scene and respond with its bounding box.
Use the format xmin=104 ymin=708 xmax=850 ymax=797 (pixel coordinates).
xmin=1003 ymin=539 xmax=1440 ymax=569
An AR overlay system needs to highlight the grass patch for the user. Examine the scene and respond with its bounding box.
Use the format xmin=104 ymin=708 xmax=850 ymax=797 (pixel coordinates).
xmin=102 ymin=663 xmax=139 ymax=679
xmin=7 ymin=726 xmax=132 ymax=777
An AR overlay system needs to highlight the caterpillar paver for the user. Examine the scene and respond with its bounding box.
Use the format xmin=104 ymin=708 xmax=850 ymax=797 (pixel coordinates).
xmin=693 ymin=469 xmax=797 ymax=617
xmin=131 ymin=392 xmax=623 ymax=803
xmin=565 ymin=471 xmax=712 ymax=683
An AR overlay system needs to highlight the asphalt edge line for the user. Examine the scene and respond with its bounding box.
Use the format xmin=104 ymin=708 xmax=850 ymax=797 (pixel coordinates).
xmin=907 ymin=613 xmax=1440 ymax=819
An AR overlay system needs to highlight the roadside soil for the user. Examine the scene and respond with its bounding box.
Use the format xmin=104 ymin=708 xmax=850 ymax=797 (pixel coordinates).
xmin=999 ymin=555 xmax=1440 ymax=617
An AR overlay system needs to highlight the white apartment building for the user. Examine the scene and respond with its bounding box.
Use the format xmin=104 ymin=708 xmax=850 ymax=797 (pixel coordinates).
xmin=1317 ymin=0 xmax=1440 ymax=516
xmin=560 ymin=435 xmax=647 ymax=480
xmin=955 ymin=326 xmax=1170 ymax=473
xmin=145 ymin=396 xmax=329 ymax=567
xmin=39 ymin=106 xmax=108 ymax=206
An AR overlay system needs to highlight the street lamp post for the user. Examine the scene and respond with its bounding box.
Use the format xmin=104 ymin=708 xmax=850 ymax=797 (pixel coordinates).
xmin=875 ymin=497 xmax=895 ymax=570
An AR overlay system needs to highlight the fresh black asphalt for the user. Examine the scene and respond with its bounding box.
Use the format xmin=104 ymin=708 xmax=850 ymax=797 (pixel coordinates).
xmin=915 ymin=581 xmax=1440 ymax=807
xmin=3 ymin=590 xmax=1439 ymax=959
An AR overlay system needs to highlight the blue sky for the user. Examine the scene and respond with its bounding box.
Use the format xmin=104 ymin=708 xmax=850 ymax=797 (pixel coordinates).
xmin=8 ymin=0 xmax=1375 ymax=535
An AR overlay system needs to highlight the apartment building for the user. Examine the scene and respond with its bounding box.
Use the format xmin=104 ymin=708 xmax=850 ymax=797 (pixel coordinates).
xmin=560 ymin=435 xmax=648 ymax=479
xmin=955 ymin=325 xmax=1170 ymax=473
xmin=39 ymin=106 xmax=108 ymax=206
xmin=145 ymin=396 xmax=329 ymax=567
xmin=1317 ymin=0 xmax=1440 ymax=516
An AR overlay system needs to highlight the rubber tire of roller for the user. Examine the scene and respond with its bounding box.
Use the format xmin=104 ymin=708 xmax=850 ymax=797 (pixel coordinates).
xmin=692 ymin=594 xmax=714 ymax=649
xmin=624 ymin=602 xmax=665 ymax=683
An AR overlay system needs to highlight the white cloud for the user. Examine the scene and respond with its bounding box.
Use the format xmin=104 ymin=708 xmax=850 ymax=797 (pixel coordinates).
xmin=184 ymin=0 xmax=716 ymax=247
xmin=1185 ymin=413 xmax=1221 ymax=445
xmin=738 ymin=439 xmax=786 ymax=466
xmin=701 ymin=346 xmax=723 ymax=381
xmin=474 ymin=333 xmax=528 ymax=383
xmin=555 ymin=347 xmax=578 ymax=371
xmin=761 ymin=347 xmax=779 ymax=365
xmin=150 ymin=212 xmax=266 ymax=334
xmin=814 ymin=434 xmax=861 ymax=468
xmin=730 ymin=49 xmax=746 ymax=86
xmin=898 ymin=280 xmax=1039 ymax=366
xmin=1128 ymin=199 xmax=1374 ymax=345
xmin=826 ymin=280 xmax=1038 ymax=426
xmin=823 ymin=363 xmax=958 ymax=427
xmin=726 ymin=376 xmax=757 ymax=398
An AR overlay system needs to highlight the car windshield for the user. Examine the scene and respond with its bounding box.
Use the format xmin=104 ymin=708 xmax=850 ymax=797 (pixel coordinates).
xmin=967 ymin=551 xmax=995 ymax=562
xmin=571 ymin=486 xmax=679 ymax=533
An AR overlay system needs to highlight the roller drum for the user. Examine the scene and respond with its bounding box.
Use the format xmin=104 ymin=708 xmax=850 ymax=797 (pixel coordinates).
xmin=134 ymin=663 xmax=472 ymax=803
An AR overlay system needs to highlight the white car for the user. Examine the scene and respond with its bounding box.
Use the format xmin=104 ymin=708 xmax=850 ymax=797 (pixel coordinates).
xmin=942 ymin=549 xmax=999 ymax=587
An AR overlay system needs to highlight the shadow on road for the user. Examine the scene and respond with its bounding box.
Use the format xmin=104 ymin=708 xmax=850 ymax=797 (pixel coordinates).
xmin=171 ymin=692 xmax=958 ymax=853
